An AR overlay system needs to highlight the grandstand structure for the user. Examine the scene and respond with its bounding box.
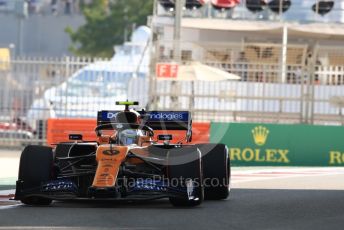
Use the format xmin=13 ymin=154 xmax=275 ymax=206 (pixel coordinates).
xmin=148 ymin=0 xmax=344 ymax=125
xmin=0 ymin=0 xmax=82 ymax=15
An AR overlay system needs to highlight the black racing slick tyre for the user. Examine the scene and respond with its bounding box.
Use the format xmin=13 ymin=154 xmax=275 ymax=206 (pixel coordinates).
xmin=198 ymin=144 xmax=230 ymax=200
xmin=167 ymin=146 xmax=204 ymax=207
xmin=16 ymin=145 xmax=54 ymax=205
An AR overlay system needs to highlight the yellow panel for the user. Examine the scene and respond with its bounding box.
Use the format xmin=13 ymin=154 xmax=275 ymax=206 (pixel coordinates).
xmin=0 ymin=48 xmax=10 ymax=71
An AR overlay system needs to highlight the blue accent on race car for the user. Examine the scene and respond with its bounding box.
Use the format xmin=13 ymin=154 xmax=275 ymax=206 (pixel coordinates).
xmin=146 ymin=111 xmax=189 ymax=122
xmin=98 ymin=111 xmax=190 ymax=123
xmin=97 ymin=110 xmax=191 ymax=131
xmin=130 ymin=179 xmax=168 ymax=192
xmin=42 ymin=180 xmax=78 ymax=194
xmin=129 ymin=179 xmax=192 ymax=196
xmin=100 ymin=110 xmax=120 ymax=122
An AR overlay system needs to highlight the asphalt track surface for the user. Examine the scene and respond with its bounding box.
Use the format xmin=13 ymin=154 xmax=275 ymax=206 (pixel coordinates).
xmin=2 ymin=150 xmax=344 ymax=229
xmin=1 ymin=189 xmax=344 ymax=230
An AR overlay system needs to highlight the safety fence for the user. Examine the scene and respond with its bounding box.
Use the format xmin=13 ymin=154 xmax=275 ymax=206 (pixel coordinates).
xmin=151 ymin=41 xmax=344 ymax=126
xmin=0 ymin=41 xmax=344 ymax=147
xmin=150 ymin=80 xmax=344 ymax=124
xmin=0 ymin=56 xmax=105 ymax=147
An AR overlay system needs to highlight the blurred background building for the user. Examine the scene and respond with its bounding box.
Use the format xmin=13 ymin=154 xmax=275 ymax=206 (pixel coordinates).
xmin=148 ymin=0 xmax=344 ymax=123
xmin=0 ymin=0 xmax=86 ymax=56
xmin=1 ymin=0 xmax=344 ymax=147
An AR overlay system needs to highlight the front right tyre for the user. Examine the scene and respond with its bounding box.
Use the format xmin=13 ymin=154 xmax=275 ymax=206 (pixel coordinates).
xmin=16 ymin=145 xmax=54 ymax=205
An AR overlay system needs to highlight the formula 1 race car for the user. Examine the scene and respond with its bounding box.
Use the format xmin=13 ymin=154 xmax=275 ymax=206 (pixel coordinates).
xmin=15 ymin=101 xmax=230 ymax=207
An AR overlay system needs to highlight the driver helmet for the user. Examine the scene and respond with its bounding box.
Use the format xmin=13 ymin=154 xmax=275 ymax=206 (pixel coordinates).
xmin=119 ymin=129 xmax=139 ymax=145
xmin=116 ymin=110 xmax=140 ymax=124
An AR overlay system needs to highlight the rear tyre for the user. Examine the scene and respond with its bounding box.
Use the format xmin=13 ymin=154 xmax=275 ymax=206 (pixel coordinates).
xmin=16 ymin=145 xmax=54 ymax=205
xmin=198 ymin=144 xmax=230 ymax=200
xmin=167 ymin=146 xmax=203 ymax=207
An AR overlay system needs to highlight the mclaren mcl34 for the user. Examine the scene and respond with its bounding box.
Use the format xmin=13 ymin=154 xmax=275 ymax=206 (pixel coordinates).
xmin=15 ymin=101 xmax=230 ymax=207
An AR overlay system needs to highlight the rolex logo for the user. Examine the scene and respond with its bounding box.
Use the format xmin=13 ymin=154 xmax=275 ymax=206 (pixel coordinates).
xmin=252 ymin=126 xmax=269 ymax=146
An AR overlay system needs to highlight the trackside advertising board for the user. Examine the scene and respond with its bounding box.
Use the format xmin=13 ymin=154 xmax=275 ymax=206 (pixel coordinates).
xmin=210 ymin=123 xmax=344 ymax=166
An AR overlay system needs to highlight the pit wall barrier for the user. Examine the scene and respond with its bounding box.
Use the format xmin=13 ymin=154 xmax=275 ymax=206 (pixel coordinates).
xmin=47 ymin=119 xmax=210 ymax=145
xmin=210 ymin=122 xmax=344 ymax=166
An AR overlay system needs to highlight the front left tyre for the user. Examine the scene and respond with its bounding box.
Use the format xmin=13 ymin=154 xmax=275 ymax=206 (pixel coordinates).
xmin=198 ymin=144 xmax=230 ymax=200
xmin=167 ymin=146 xmax=204 ymax=207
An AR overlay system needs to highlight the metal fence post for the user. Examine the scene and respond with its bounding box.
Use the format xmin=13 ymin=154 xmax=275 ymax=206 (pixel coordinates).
xmin=281 ymin=23 xmax=288 ymax=83
xmin=309 ymin=44 xmax=319 ymax=124
xmin=64 ymin=56 xmax=70 ymax=117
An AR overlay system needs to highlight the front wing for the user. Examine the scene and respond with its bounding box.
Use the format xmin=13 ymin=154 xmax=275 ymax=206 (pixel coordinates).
xmin=15 ymin=178 xmax=198 ymax=202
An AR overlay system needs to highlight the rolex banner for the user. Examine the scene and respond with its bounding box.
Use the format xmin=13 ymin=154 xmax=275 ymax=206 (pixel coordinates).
xmin=210 ymin=123 xmax=344 ymax=166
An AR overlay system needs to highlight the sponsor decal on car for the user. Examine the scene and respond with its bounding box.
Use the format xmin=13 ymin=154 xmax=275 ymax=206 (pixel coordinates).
xmin=99 ymin=110 xmax=190 ymax=123
xmin=101 ymin=111 xmax=119 ymax=120
xmin=147 ymin=111 xmax=189 ymax=122
xmin=131 ymin=179 xmax=167 ymax=192
xmin=106 ymin=112 xmax=118 ymax=119
xmin=42 ymin=180 xmax=78 ymax=193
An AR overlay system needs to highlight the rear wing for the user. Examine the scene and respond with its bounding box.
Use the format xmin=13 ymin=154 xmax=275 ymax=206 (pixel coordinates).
xmin=97 ymin=110 xmax=192 ymax=142
xmin=97 ymin=110 xmax=191 ymax=131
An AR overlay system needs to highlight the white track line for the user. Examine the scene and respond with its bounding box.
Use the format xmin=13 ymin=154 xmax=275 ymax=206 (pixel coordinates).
xmin=0 ymin=227 xmax=156 ymax=230
xmin=0 ymin=189 xmax=15 ymax=196
xmin=232 ymin=167 xmax=344 ymax=183
xmin=0 ymin=204 xmax=22 ymax=210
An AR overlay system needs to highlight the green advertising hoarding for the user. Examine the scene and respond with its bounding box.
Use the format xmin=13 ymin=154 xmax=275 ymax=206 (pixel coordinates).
xmin=210 ymin=123 xmax=344 ymax=166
